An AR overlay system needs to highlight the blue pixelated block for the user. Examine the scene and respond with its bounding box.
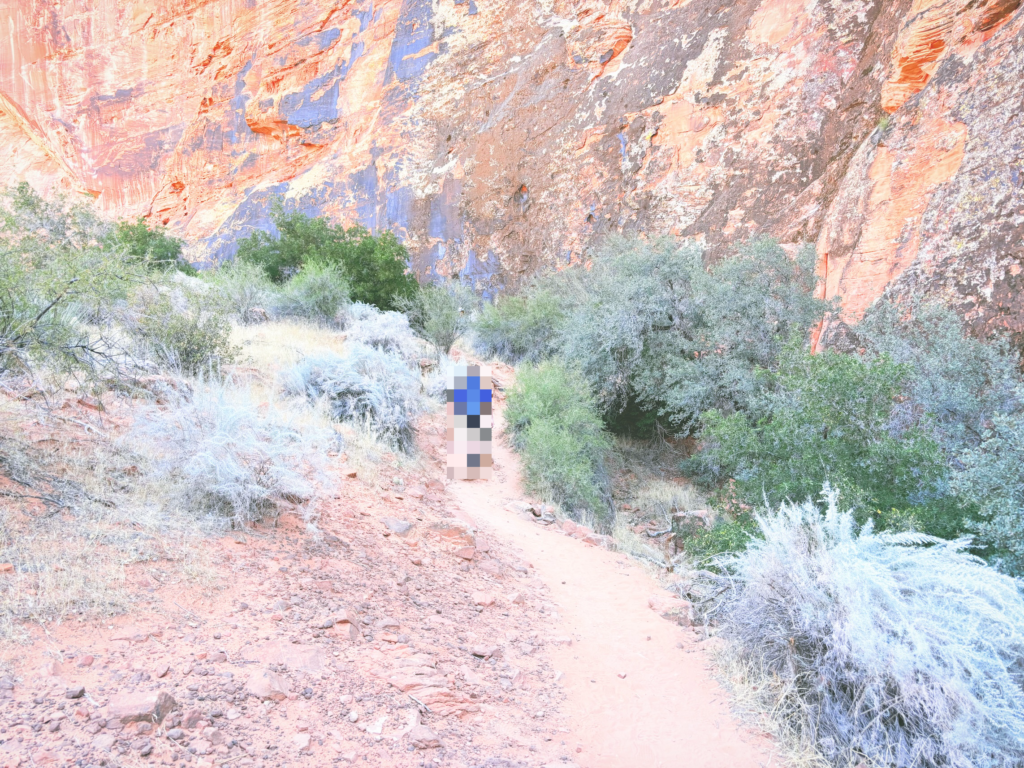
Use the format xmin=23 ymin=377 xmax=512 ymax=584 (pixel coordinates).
xmin=467 ymin=376 xmax=480 ymax=390
xmin=467 ymin=401 xmax=480 ymax=416
xmin=480 ymin=389 xmax=492 ymax=402
xmin=467 ymin=388 xmax=480 ymax=402
xmin=454 ymin=402 xmax=467 ymax=415
xmin=453 ymin=389 xmax=467 ymax=403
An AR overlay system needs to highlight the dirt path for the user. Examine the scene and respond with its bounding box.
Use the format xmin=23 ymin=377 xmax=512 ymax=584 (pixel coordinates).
xmin=447 ymin=405 xmax=778 ymax=768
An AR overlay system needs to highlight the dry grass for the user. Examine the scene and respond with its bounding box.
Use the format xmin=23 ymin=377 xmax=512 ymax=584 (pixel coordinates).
xmin=0 ymin=399 xmax=212 ymax=643
xmin=231 ymin=319 xmax=348 ymax=376
xmin=709 ymin=643 xmax=834 ymax=768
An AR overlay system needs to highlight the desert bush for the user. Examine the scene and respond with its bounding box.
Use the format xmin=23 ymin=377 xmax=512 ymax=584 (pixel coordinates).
xmin=236 ymin=200 xmax=418 ymax=310
xmin=274 ymin=260 xmax=349 ymax=324
xmin=472 ymin=283 xmax=566 ymax=365
xmin=691 ymin=346 xmax=959 ymax=537
xmin=127 ymin=285 xmax=237 ymax=375
xmin=706 ymin=492 xmax=1024 ymax=768
xmin=128 ymin=381 xmax=330 ymax=528
xmin=0 ymin=183 xmax=147 ymax=377
xmin=953 ymin=401 xmax=1024 ymax=575
xmin=284 ymin=344 xmax=424 ymax=452
xmin=397 ymin=280 xmax=477 ymax=356
xmin=343 ymin=302 xmax=422 ymax=363
xmin=474 ymin=235 xmax=829 ymax=431
xmin=506 ymin=359 xmax=613 ymax=527
xmin=856 ymin=298 xmax=1020 ymax=453
xmin=111 ymin=216 xmax=195 ymax=275
xmin=636 ymin=237 xmax=830 ymax=430
xmin=206 ymin=259 xmax=276 ymax=323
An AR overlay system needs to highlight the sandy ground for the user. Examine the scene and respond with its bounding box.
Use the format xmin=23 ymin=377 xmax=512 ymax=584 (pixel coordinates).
xmin=0 ymin=394 xmax=778 ymax=768
xmin=448 ymin=406 xmax=777 ymax=768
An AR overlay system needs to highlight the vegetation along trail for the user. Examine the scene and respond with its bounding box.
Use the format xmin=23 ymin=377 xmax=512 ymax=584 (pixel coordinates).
xmin=447 ymin=401 xmax=777 ymax=768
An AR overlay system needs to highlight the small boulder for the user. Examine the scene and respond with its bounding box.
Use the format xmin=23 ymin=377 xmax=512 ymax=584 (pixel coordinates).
xmin=408 ymin=725 xmax=441 ymax=749
xmin=65 ymin=686 xmax=85 ymax=699
xmin=244 ymin=669 xmax=290 ymax=701
xmin=293 ymin=732 xmax=312 ymax=752
xmin=105 ymin=690 xmax=177 ymax=724
xmin=383 ymin=518 xmax=413 ymax=536
xmin=648 ymin=594 xmax=694 ymax=626
xmin=454 ymin=547 xmax=476 ymax=560
xmin=472 ymin=592 xmax=495 ymax=607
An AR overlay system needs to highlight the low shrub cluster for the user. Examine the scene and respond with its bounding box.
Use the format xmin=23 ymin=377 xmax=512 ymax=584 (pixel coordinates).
xmin=505 ymin=360 xmax=613 ymax=528
xmin=125 ymin=283 xmax=237 ymax=376
xmin=706 ymin=493 xmax=1024 ymax=768
xmin=236 ymin=199 xmax=418 ymax=311
xmin=397 ymin=280 xmax=477 ymax=357
xmin=128 ymin=381 xmax=331 ymax=529
xmin=284 ymin=344 xmax=424 ymax=453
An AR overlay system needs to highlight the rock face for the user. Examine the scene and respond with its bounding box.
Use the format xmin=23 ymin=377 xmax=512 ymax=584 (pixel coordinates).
xmin=0 ymin=0 xmax=1021 ymax=334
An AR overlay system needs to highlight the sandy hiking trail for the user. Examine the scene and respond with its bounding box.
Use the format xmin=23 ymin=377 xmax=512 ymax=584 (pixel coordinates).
xmin=447 ymin=404 xmax=777 ymax=768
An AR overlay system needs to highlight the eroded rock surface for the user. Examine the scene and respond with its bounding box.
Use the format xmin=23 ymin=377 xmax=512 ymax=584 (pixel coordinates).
xmin=0 ymin=0 xmax=1021 ymax=334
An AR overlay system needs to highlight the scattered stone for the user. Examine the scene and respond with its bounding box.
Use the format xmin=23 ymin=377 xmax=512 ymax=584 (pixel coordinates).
xmin=293 ymin=733 xmax=312 ymax=752
xmin=470 ymin=645 xmax=500 ymax=659
xmin=0 ymin=563 xmax=13 ymax=574
xmin=384 ymin=518 xmax=413 ymax=535
xmin=76 ymin=655 xmax=94 ymax=667
xmin=154 ymin=663 xmax=170 ymax=678
xmin=106 ymin=690 xmax=176 ymax=724
xmin=471 ymin=592 xmax=495 ymax=607
xmin=548 ymin=636 xmax=573 ymax=646
xmin=346 ymin=470 xmax=358 ymax=478
xmin=454 ymin=547 xmax=476 ymax=560
xmin=348 ymin=710 xmax=359 ymax=723
xmin=508 ymin=592 xmax=524 ymax=604
xmin=244 ymin=669 xmax=290 ymax=701
xmin=257 ymin=640 xmax=326 ymax=674
xmin=408 ymin=725 xmax=441 ymax=749
xmin=65 ymin=686 xmax=85 ymax=699
xmin=92 ymin=733 xmax=116 ymax=752
xmin=30 ymin=750 xmax=57 ymax=765
xmin=166 ymin=728 xmax=185 ymax=740
xmin=648 ymin=594 xmax=694 ymax=626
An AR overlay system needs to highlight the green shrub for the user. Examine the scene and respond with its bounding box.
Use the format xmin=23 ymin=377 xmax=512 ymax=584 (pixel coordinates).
xmin=111 ymin=217 xmax=195 ymax=275
xmin=473 ymin=235 xmax=830 ymax=432
xmin=636 ymin=237 xmax=831 ymax=430
xmin=472 ymin=284 xmax=566 ymax=364
xmin=0 ymin=183 xmax=136 ymax=376
xmin=205 ymin=259 xmax=276 ymax=324
xmin=953 ymin=402 xmax=1024 ymax=575
xmin=397 ymin=280 xmax=476 ymax=356
xmin=130 ymin=289 xmax=237 ymax=376
xmin=691 ymin=347 xmax=961 ymax=538
xmin=236 ymin=200 xmax=417 ymax=310
xmin=274 ymin=261 xmax=349 ymax=324
xmin=506 ymin=360 xmax=613 ymax=527
xmin=856 ymin=298 xmax=1020 ymax=453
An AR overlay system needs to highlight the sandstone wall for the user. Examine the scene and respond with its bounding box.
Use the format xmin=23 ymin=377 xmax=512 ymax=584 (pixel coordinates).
xmin=0 ymin=0 xmax=1021 ymax=334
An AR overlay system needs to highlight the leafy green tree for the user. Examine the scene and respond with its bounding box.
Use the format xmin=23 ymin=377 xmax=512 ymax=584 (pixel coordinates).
xmin=692 ymin=347 xmax=961 ymax=538
xmin=236 ymin=200 xmax=418 ymax=310
xmin=112 ymin=217 xmax=195 ymax=275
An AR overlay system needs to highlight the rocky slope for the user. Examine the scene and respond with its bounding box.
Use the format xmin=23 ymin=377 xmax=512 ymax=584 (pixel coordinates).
xmin=1 ymin=0 xmax=1021 ymax=335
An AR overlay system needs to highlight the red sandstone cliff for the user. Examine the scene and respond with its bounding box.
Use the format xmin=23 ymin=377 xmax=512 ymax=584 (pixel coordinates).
xmin=0 ymin=0 xmax=1021 ymax=337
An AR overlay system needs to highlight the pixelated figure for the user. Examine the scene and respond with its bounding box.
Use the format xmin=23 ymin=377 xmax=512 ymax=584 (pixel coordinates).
xmin=447 ymin=364 xmax=492 ymax=480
